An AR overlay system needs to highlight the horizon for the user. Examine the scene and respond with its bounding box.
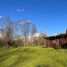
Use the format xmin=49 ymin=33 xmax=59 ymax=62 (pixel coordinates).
xmin=0 ymin=0 xmax=67 ymax=36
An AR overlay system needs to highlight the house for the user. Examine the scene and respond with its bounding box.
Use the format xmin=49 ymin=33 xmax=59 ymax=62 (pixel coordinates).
xmin=44 ymin=33 xmax=67 ymax=48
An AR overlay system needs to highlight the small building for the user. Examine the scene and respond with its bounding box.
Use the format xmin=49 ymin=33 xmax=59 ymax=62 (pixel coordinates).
xmin=44 ymin=33 xmax=67 ymax=48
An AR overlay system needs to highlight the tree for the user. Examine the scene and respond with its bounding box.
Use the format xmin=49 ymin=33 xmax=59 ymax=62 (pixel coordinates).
xmin=5 ymin=17 xmax=14 ymax=47
xmin=0 ymin=16 xmax=14 ymax=47
xmin=31 ymin=24 xmax=37 ymax=36
xmin=31 ymin=24 xmax=37 ymax=45
xmin=18 ymin=20 xmax=31 ymax=46
xmin=66 ymin=29 xmax=67 ymax=34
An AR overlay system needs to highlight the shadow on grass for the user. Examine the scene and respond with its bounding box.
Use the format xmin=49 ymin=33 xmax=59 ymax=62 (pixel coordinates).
xmin=22 ymin=48 xmax=36 ymax=53
xmin=0 ymin=48 xmax=18 ymax=62
xmin=36 ymin=64 xmax=50 ymax=67
xmin=9 ymin=54 xmax=33 ymax=67
xmin=9 ymin=48 xmax=36 ymax=67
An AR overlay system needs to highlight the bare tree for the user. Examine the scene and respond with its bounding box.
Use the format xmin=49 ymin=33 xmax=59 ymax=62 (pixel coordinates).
xmin=17 ymin=20 xmax=31 ymax=46
xmin=0 ymin=16 xmax=38 ymax=47
xmin=31 ymin=24 xmax=37 ymax=36
xmin=5 ymin=17 xmax=14 ymax=47
xmin=66 ymin=29 xmax=67 ymax=34
xmin=0 ymin=16 xmax=14 ymax=47
xmin=31 ymin=24 xmax=37 ymax=45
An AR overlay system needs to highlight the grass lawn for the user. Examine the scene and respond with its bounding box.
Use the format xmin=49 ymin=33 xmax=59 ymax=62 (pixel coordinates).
xmin=0 ymin=47 xmax=67 ymax=67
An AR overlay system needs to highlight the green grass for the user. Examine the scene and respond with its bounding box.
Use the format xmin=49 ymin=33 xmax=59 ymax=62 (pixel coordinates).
xmin=0 ymin=47 xmax=67 ymax=67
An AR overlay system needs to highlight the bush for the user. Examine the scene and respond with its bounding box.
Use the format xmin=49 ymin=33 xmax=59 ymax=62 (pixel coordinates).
xmin=0 ymin=39 xmax=7 ymax=47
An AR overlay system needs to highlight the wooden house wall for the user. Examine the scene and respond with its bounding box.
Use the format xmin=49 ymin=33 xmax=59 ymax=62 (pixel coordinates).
xmin=44 ymin=34 xmax=67 ymax=48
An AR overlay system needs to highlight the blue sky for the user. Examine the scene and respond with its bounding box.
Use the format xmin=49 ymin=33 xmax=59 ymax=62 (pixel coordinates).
xmin=0 ymin=0 xmax=67 ymax=36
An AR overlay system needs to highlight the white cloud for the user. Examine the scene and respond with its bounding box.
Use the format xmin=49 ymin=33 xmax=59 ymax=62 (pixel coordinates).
xmin=0 ymin=16 xmax=2 ymax=18
xmin=17 ymin=9 xmax=24 ymax=12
